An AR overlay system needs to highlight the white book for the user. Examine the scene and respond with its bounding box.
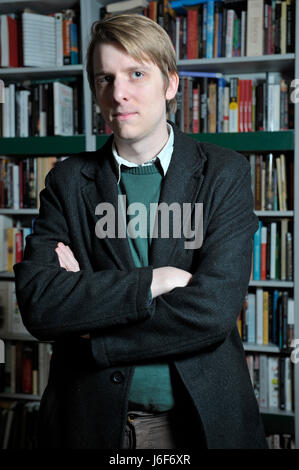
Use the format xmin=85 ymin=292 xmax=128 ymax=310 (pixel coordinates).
xmin=3 ymin=87 xmax=10 ymax=137
xmin=18 ymin=90 xmax=29 ymax=137
xmin=54 ymin=82 xmax=73 ymax=136
xmin=284 ymin=357 xmax=292 ymax=412
xmin=246 ymin=0 xmax=264 ymax=56
xmin=259 ymin=355 xmax=268 ymax=408
xmin=175 ymin=17 xmax=180 ymax=62
xmin=22 ymin=12 xmax=56 ymax=67
xmin=270 ymin=222 xmax=277 ymax=279
xmin=22 ymin=11 xmax=56 ymax=26
xmin=241 ymin=11 xmax=246 ymax=56
xmin=225 ymin=10 xmax=234 ymax=58
xmin=256 ymin=288 xmax=263 ymax=345
xmin=106 ymin=0 xmax=149 ymax=13
xmin=267 ymin=72 xmax=281 ymax=131
xmin=268 ymin=357 xmax=279 ymax=408
xmin=0 ymin=216 xmax=13 ymax=271
xmin=9 ymin=84 xmax=15 ymax=138
xmin=55 ymin=12 xmax=64 ymax=66
xmin=0 ymin=15 xmax=9 ymax=67
xmin=247 ymin=293 xmax=256 ymax=343
xmin=20 ymin=90 xmax=30 ymax=137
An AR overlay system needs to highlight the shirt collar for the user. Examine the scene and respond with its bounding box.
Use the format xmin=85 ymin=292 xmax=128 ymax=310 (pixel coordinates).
xmin=112 ymin=123 xmax=174 ymax=184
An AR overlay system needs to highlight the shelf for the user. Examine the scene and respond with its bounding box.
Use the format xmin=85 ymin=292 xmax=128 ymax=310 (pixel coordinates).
xmin=188 ymin=131 xmax=294 ymax=151
xmin=0 ymin=332 xmax=37 ymax=341
xmin=0 ymin=209 xmax=39 ymax=215
xmin=95 ymin=130 xmax=294 ymax=152
xmin=243 ymin=343 xmax=280 ymax=353
xmin=0 ymin=272 xmax=14 ymax=279
xmin=177 ymin=54 xmax=295 ymax=74
xmin=260 ymin=407 xmax=295 ymax=417
xmin=0 ymin=135 xmax=86 ymax=155
xmin=255 ymin=211 xmax=294 ymax=217
xmin=249 ymin=280 xmax=294 ymax=288
xmin=0 ymin=392 xmax=41 ymax=401
xmin=0 ymin=64 xmax=83 ymax=79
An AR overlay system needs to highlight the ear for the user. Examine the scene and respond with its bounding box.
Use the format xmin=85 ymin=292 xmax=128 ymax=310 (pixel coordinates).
xmin=165 ymin=72 xmax=179 ymax=100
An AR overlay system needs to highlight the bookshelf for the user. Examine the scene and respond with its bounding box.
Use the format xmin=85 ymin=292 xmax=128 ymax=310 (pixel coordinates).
xmin=0 ymin=0 xmax=298 ymax=450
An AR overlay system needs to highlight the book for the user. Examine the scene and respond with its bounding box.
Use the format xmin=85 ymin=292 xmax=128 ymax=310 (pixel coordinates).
xmin=246 ymin=0 xmax=264 ymax=56
xmin=53 ymin=82 xmax=74 ymax=136
xmin=106 ymin=0 xmax=149 ymax=13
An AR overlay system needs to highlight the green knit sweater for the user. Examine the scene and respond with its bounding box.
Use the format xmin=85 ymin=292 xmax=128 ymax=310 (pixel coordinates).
xmin=118 ymin=162 xmax=175 ymax=412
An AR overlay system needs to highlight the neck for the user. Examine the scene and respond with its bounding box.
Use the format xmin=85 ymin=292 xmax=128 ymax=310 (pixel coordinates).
xmin=114 ymin=122 xmax=169 ymax=164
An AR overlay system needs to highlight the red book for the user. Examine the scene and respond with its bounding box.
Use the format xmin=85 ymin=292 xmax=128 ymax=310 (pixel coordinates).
xmin=148 ymin=1 xmax=157 ymax=21
xmin=1 ymin=15 xmax=19 ymax=67
xmin=247 ymin=79 xmax=253 ymax=132
xmin=21 ymin=346 xmax=33 ymax=394
xmin=238 ymin=79 xmax=244 ymax=132
xmin=8 ymin=16 xmax=19 ymax=67
xmin=187 ymin=9 xmax=198 ymax=59
xmin=15 ymin=230 xmax=23 ymax=263
xmin=244 ymin=79 xmax=249 ymax=132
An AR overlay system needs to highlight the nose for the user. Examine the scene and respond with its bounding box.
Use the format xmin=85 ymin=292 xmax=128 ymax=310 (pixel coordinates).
xmin=112 ymin=76 xmax=129 ymax=103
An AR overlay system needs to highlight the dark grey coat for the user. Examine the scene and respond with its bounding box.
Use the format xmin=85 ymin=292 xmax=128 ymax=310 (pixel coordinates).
xmin=14 ymin=123 xmax=267 ymax=449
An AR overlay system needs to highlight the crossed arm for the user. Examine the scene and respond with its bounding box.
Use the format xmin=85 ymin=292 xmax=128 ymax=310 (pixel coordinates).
xmin=55 ymin=242 xmax=193 ymax=339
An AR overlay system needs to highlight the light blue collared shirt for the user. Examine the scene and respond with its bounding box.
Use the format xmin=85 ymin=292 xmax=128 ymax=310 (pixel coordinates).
xmin=112 ymin=123 xmax=174 ymax=184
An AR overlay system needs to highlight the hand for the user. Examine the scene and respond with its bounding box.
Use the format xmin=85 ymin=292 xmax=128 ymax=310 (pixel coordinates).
xmin=55 ymin=242 xmax=80 ymax=272
xmin=55 ymin=242 xmax=90 ymax=339
xmin=151 ymin=267 xmax=192 ymax=299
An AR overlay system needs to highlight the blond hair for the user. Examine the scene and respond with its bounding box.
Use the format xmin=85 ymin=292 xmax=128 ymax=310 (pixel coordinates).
xmin=86 ymin=14 xmax=178 ymax=113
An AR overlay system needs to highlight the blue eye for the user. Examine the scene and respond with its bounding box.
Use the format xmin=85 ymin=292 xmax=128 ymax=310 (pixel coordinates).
xmin=132 ymin=71 xmax=144 ymax=79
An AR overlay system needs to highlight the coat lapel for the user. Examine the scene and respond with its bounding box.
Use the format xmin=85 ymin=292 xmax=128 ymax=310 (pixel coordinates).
xmin=80 ymin=124 xmax=207 ymax=270
xmin=149 ymin=124 xmax=206 ymax=267
xmin=81 ymin=137 xmax=135 ymax=270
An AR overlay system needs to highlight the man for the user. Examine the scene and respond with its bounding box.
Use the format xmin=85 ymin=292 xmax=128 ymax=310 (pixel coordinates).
xmin=14 ymin=14 xmax=267 ymax=449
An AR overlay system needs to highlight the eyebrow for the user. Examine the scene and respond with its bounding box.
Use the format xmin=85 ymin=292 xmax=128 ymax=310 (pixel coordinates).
xmin=94 ymin=65 xmax=152 ymax=77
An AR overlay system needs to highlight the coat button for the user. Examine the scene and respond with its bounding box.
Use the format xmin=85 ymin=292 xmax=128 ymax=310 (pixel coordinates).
xmin=111 ymin=371 xmax=124 ymax=384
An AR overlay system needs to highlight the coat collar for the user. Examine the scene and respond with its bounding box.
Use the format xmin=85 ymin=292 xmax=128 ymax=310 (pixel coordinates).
xmin=80 ymin=123 xmax=207 ymax=269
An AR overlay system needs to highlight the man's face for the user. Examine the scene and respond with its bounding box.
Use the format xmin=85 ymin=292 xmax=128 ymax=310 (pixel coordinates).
xmin=93 ymin=42 xmax=177 ymax=145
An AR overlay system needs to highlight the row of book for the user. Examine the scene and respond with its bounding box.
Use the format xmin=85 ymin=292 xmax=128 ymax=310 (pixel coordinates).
xmin=246 ymin=354 xmax=294 ymax=411
xmin=1 ymin=9 xmax=79 ymax=68
xmin=100 ymin=0 xmax=296 ymax=60
xmin=249 ymin=153 xmax=293 ymax=211
xmin=252 ymin=219 xmax=293 ymax=281
xmin=172 ymin=73 xmax=293 ymax=134
xmin=172 ymin=0 xmax=295 ymax=60
xmin=0 ymin=341 xmax=52 ymax=397
xmin=0 ymin=400 xmax=40 ymax=449
xmin=0 ymin=156 xmax=62 ymax=210
xmin=1 ymin=78 xmax=83 ymax=137
xmin=238 ymin=290 xmax=294 ymax=348
xmin=266 ymin=434 xmax=295 ymax=449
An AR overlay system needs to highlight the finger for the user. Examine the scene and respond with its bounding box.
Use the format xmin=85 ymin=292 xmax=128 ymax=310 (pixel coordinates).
xmin=56 ymin=246 xmax=80 ymax=272
xmin=55 ymin=247 xmax=69 ymax=270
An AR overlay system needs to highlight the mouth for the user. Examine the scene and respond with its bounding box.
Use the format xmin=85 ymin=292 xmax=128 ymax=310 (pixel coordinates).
xmin=112 ymin=112 xmax=138 ymax=121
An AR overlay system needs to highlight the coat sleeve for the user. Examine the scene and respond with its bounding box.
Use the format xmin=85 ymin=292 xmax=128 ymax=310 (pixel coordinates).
xmin=90 ymin=156 xmax=259 ymax=368
xmin=13 ymin=166 xmax=153 ymax=341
